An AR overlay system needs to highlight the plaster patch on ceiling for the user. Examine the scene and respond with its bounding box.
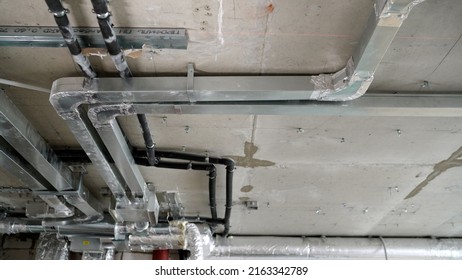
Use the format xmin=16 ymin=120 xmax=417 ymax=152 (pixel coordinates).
xmin=405 ymin=145 xmax=462 ymax=199
xmin=229 ymin=141 xmax=275 ymax=168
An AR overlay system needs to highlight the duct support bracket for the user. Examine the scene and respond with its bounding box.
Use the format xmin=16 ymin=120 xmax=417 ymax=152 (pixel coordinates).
xmin=187 ymin=63 xmax=196 ymax=103
xmin=110 ymin=190 xmax=160 ymax=224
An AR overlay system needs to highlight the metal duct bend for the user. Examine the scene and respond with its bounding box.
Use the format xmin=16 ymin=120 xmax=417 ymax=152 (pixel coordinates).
xmin=185 ymin=222 xmax=205 ymax=260
xmin=209 ymin=236 xmax=462 ymax=260
xmin=128 ymin=221 xmax=210 ymax=260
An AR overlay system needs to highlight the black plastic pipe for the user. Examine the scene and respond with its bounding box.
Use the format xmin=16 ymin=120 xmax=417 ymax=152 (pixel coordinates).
xmin=44 ymin=0 xmax=96 ymax=78
xmin=223 ymin=164 xmax=234 ymax=236
xmin=137 ymin=114 xmax=158 ymax=166
xmin=90 ymin=0 xmax=131 ymax=78
xmin=56 ymin=148 xmax=234 ymax=235
xmin=151 ymin=150 xmax=234 ymax=235
xmin=208 ymin=167 xmax=218 ymax=220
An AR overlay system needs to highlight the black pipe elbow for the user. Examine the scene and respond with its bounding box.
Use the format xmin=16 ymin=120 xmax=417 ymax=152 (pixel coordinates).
xmin=223 ymin=158 xmax=235 ymax=170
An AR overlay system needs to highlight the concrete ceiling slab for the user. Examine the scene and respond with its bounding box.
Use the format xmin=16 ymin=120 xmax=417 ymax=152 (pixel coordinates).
xmin=0 ymin=0 xmax=461 ymax=239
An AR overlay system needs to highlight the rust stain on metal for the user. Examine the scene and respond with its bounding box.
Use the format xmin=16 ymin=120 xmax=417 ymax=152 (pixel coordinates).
xmin=405 ymin=146 xmax=462 ymax=199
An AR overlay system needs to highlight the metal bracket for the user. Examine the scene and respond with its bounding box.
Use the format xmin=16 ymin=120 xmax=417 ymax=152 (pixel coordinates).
xmin=245 ymin=201 xmax=258 ymax=210
xmin=156 ymin=191 xmax=184 ymax=220
xmin=187 ymin=63 xmax=196 ymax=103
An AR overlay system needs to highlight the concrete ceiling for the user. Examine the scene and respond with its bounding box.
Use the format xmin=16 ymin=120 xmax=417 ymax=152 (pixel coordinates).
xmin=1 ymin=0 xmax=462 ymax=237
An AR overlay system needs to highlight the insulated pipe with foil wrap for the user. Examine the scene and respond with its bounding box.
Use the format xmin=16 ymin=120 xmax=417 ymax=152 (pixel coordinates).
xmin=209 ymin=236 xmax=462 ymax=260
xmin=128 ymin=221 xmax=209 ymax=260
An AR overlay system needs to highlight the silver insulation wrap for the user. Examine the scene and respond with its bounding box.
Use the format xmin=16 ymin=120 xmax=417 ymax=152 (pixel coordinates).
xmin=82 ymin=252 xmax=105 ymax=260
xmin=185 ymin=222 xmax=204 ymax=260
xmin=0 ymin=221 xmax=29 ymax=234
xmin=128 ymin=221 xmax=211 ymax=260
xmin=128 ymin=221 xmax=187 ymax=250
xmin=211 ymin=236 xmax=310 ymax=258
xmin=35 ymin=233 xmax=69 ymax=260
xmin=209 ymin=237 xmax=462 ymax=260
xmin=104 ymin=248 xmax=115 ymax=260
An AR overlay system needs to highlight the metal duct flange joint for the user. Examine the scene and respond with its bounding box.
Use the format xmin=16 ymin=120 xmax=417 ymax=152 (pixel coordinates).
xmin=110 ymin=190 xmax=159 ymax=223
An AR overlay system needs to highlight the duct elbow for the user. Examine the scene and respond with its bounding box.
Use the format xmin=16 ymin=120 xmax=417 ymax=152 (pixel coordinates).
xmin=185 ymin=222 xmax=204 ymax=260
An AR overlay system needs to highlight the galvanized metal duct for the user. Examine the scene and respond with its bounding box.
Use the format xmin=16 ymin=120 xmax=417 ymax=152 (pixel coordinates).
xmin=0 ymin=90 xmax=103 ymax=222
xmin=209 ymin=236 xmax=462 ymax=260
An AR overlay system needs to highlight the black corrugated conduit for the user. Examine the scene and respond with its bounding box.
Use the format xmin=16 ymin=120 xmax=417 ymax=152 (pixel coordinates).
xmin=44 ymin=0 xmax=96 ymax=78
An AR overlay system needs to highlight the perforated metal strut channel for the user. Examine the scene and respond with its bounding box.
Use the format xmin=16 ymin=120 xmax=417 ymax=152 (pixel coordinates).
xmin=0 ymin=26 xmax=188 ymax=50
